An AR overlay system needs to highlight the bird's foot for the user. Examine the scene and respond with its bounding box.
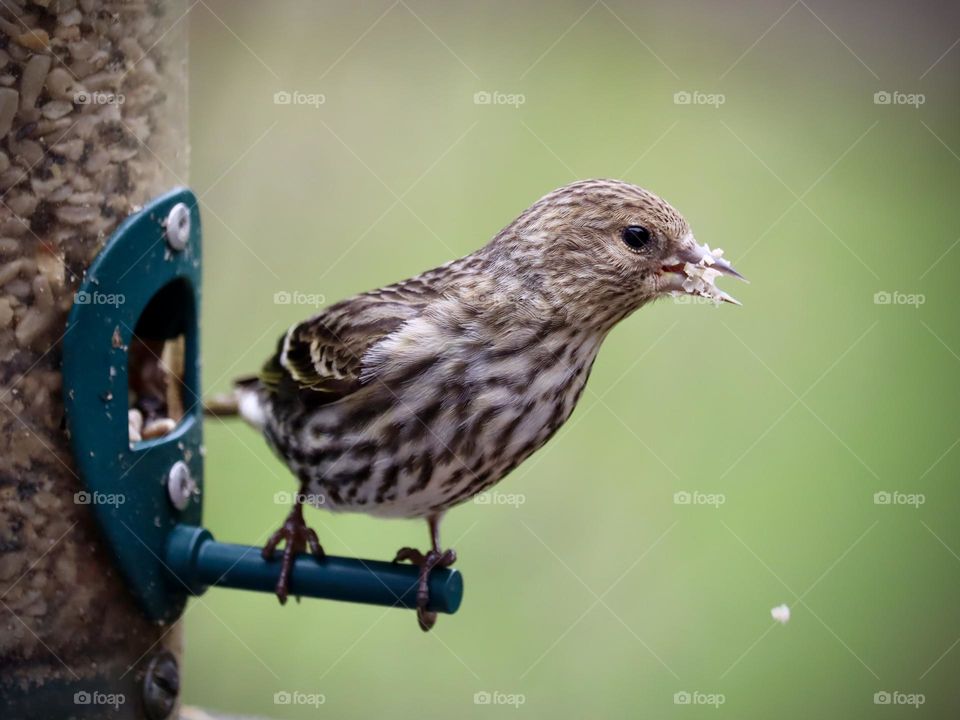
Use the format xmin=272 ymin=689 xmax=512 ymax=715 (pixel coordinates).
xmin=262 ymin=504 xmax=324 ymax=604
xmin=393 ymin=546 xmax=457 ymax=631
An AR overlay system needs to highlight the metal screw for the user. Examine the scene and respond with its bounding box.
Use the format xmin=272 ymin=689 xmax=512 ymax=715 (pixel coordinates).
xmin=164 ymin=203 xmax=190 ymax=251
xmin=142 ymin=650 xmax=179 ymax=720
xmin=167 ymin=461 xmax=197 ymax=511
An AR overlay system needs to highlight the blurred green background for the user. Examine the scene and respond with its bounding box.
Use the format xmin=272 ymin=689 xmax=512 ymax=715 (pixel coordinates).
xmin=185 ymin=1 xmax=960 ymax=717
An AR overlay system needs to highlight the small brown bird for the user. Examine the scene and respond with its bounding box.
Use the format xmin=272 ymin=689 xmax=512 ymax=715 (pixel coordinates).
xmin=235 ymin=179 xmax=744 ymax=630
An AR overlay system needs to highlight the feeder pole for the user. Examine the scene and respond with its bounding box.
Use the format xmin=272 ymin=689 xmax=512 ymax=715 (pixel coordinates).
xmin=0 ymin=3 xmax=188 ymax=718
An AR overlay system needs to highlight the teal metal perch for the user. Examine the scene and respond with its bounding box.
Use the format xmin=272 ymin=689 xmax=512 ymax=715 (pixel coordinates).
xmin=166 ymin=525 xmax=462 ymax=613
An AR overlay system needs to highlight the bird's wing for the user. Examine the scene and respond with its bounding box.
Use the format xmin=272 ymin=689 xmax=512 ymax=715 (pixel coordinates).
xmin=259 ymin=286 xmax=439 ymax=404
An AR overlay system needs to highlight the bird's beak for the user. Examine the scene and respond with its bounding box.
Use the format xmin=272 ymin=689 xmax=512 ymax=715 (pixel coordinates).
xmin=657 ymin=236 xmax=747 ymax=305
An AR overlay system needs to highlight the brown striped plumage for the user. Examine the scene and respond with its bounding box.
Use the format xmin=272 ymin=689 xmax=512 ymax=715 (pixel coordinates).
xmin=238 ymin=179 xmax=743 ymax=628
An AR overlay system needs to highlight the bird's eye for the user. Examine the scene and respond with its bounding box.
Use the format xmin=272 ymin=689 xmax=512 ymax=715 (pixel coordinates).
xmin=621 ymin=225 xmax=652 ymax=250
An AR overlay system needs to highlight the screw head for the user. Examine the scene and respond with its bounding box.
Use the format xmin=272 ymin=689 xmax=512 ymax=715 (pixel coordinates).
xmin=143 ymin=650 xmax=179 ymax=720
xmin=165 ymin=203 xmax=191 ymax=251
xmin=167 ymin=461 xmax=197 ymax=511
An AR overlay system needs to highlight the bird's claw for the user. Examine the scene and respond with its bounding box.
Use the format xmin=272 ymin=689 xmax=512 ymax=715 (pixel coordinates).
xmin=262 ymin=507 xmax=324 ymax=605
xmin=393 ymin=546 xmax=456 ymax=631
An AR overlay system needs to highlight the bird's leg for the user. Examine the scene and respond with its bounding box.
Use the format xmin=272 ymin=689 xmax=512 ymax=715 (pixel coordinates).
xmin=393 ymin=514 xmax=456 ymax=631
xmin=261 ymin=486 xmax=325 ymax=604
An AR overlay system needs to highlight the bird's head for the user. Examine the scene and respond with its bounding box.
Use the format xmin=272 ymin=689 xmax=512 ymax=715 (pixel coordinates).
xmin=488 ymin=179 xmax=744 ymax=330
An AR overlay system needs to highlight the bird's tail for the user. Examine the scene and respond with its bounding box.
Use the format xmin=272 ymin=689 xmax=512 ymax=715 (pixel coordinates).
xmin=204 ymin=376 xmax=268 ymax=431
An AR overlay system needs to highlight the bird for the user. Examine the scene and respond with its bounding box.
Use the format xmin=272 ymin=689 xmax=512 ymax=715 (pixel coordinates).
xmin=231 ymin=179 xmax=744 ymax=630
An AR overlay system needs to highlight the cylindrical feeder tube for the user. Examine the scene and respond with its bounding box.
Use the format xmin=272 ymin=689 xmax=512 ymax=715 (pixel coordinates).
xmin=0 ymin=1 xmax=188 ymax=713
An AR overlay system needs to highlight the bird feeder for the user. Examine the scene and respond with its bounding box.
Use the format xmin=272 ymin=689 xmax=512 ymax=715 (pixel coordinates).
xmin=61 ymin=188 xmax=463 ymax=623
xmin=0 ymin=3 xmax=460 ymax=718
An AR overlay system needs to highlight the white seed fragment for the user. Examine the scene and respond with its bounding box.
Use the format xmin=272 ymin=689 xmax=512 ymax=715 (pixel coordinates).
xmin=128 ymin=408 xmax=144 ymax=444
xmin=142 ymin=417 xmax=176 ymax=440
xmin=0 ymin=297 xmax=13 ymax=326
xmin=20 ymin=55 xmax=52 ymax=110
xmin=68 ymin=39 xmax=96 ymax=60
xmin=50 ymin=138 xmax=84 ymax=161
xmin=10 ymin=139 xmax=44 ymax=166
xmin=7 ymin=193 xmax=38 ymax=217
xmin=59 ymin=9 xmax=83 ymax=27
xmin=15 ymin=305 xmax=56 ymax=348
xmin=0 ymin=88 xmax=18 ymax=137
xmin=41 ymin=100 xmax=74 ymax=120
xmin=771 ymin=604 xmax=790 ymax=624
xmin=45 ymin=68 xmax=77 ymax=100
xmin=16 ymin=29 xmax=50 ymax=52
xmin=54 ymin=204 xmax=99 ymax=225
